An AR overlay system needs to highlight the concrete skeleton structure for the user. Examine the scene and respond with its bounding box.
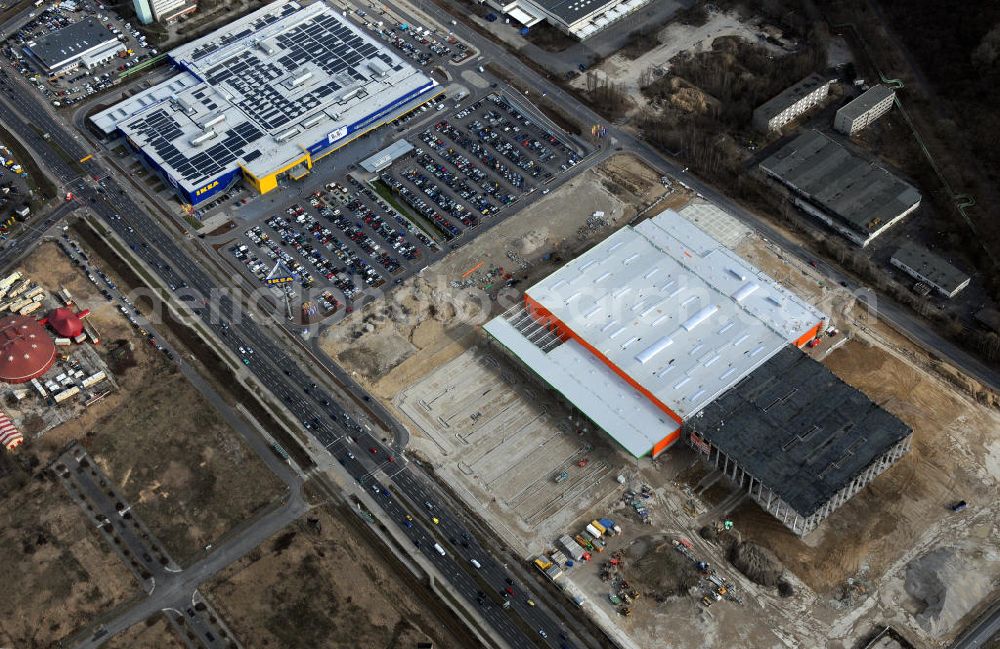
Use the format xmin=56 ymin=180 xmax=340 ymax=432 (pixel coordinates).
xmin=760 ymin=130 xmax=922 ymax=247
xmin=484 ymin=208 xmax=826 ymax=458
xmin=132 ymin=0 xmax=197 ymax=24
xmin=23 ymin=19 xmax=125 ymax=76
xmin=890 ymin=243 xmax=970 ymax=298
xmin=684 ymin=347 xmax=912 ymax=536
xmin=834 ymin=84 xmax=895 ymax=135
xmin=483 ymin=0 xmax=654 ymax=40
xmin=91 ymin=1 xmax=437 ymax=205
xmin=752 ymin=73 xmax=832 ymax=133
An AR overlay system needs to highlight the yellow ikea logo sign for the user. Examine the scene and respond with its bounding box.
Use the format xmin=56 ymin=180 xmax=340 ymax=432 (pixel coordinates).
xmin=195 ymin=181 xmax=219 ymax=196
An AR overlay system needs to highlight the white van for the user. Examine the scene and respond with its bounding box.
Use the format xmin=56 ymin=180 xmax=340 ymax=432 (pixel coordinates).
xmin=433 ymin=543 xmax=446 ymax=556
xmin=470 ymin=559 xmax=482 ymax=569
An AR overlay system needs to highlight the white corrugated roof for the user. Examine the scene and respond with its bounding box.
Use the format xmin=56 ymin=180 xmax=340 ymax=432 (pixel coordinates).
xmin=483 ymin=316 xmax=676 ymax=457
xmin=488 ymin=208 xmax=825 ymax=455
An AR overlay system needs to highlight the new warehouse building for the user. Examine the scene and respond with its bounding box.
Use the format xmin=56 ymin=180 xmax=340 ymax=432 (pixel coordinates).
xmin=484 ymin=208 xmax=827 ymax=459
xmin=483 ymin=0 xmax=654 ymax=40
xmin=684 ymin=346 xmax=911 ymax=535
xmin=759 ymin=130 xmax=922 ymax=247
xmin=23 ymin=19 xmax=125 ymax=76
xmin=91 ymin=1 xmax=437 ymax=205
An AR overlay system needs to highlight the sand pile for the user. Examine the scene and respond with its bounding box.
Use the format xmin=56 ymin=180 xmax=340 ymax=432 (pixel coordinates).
xmin=904 ymin=545 xmax=998 ymax=637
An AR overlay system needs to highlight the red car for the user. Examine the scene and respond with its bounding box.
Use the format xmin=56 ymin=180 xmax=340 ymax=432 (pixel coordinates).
xmin=387 ymin=456 xmax=395 ymax=463
xmin=369 ymin=447 xmax=378 ymax=454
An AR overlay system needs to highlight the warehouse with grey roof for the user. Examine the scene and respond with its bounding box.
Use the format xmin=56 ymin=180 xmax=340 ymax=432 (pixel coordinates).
xmin=759 ymin=130 xmax=922 ymax=246
xmin=890 ymin=243 xmax=970 ymax=298
xmin=23 ymin=19 xmax=124 ymax=75
xmin=684 ymin=347 xmax=912 ymax=535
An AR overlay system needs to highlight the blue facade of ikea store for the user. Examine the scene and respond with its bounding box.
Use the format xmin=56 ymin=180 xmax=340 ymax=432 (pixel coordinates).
xmin=145 ymin=76 xmax=437 ymax=207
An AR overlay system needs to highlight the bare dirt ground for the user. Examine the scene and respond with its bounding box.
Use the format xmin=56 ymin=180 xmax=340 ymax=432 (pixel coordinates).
xmin=571 ymin=9 xmax=787 ymax=115
xmin=319 ymin=154 xmax=672 ymax=400
xmin=206 ymin=506 xmax=469 ymax=649
xmin=0 ymin=459 xmax=137 ymax=648
xmin=320 ymin=149 xmax=1000 ymax=649
xmin=105 ymin=615 xmax=185 ymax=649
xmin=396 ymin=347 xmax=627 ymax=555
xmin=15 ymin=241 xmax=284 ymax=565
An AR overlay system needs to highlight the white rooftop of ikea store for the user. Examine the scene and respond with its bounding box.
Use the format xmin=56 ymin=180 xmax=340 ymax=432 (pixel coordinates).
xmin=91 ymin=1 xmax=433 ymax=197
xmin=484 ymin=209 xmax=826 ymax=457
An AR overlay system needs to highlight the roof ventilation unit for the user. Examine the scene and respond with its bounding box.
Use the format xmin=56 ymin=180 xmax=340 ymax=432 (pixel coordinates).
xmin=189 ymin=129 xmax=217 ymax=146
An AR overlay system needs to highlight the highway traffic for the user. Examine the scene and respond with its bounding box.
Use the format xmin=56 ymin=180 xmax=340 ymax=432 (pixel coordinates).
xmin=0 ymin=67 xmax=588 ymax=649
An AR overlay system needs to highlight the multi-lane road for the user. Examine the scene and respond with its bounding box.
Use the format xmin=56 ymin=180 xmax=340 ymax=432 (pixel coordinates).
xmin=0 ymin=55 xmax=595 ymax=649
xmin=391 ymin=0 xmax=1000 ymax=392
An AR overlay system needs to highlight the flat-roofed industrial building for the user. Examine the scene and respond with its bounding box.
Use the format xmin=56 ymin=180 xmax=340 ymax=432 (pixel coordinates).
xmin=684 ymin=346 xmax=912 ymax=535
xmin=90 ymin=1 xmax=436 ymax=206
xmin=890 ymin=243 xmax=970 ymax=298
xmin=752 ymin=73 xmax=832 ymax=133
xmin=484 ymin=208 xmax=827 ymax=458
xmin=759 ymin=130 xmax=922 ymax=247
xmin=484 ymin=0 xmax=654 ymax=40
xmin=834 ymin=84 xmax=895 ymax=135
xmin=23 ymin=19 xmax=124 ymax=76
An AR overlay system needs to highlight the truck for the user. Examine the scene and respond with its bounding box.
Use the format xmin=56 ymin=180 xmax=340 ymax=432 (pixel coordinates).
xmin=586 ymin=523 xmax=603 ymax=539
xmin=590 ymin=520 xmax=607 ymax=535
xmin=598 ymin=518 xmax=622 ymax=535
xmin=558 ymin=534 xmax=585 ymax=560
xmin=574 ymin=534 xmax=594 ymax=552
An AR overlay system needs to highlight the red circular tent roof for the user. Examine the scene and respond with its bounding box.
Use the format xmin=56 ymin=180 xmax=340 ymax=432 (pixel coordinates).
xmin=0 ymin=316 xmax=56 ymax=384
xmin=48 ymin=307 xmax=84 ymax=338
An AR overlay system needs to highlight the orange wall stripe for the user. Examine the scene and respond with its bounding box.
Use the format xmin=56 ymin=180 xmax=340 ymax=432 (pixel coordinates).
xmin=793 ymin=321 xmax=824 ymax=348
xmin=523 ymin=294 xmax=685 ymax=427
xmin=652 ymin=429 xmax=680 ymax=457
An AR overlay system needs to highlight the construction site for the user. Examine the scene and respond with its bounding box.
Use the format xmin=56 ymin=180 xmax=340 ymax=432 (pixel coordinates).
xmin=0 ymin=233 xmax=289 ymax=647
xmin=320 ymin=150 xmax=1000 ymax=649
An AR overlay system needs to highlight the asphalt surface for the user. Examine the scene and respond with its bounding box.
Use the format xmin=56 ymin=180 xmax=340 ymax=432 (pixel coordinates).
xmin=951 ymin=599 xmax=1000 ymax=649
xmin=54 ymin=236 xmax=302 ymax=649
xmin=0 ymin=61 xmax=589 ymax=649
xmin=394 ymin=0 xmax=1000 ymax=392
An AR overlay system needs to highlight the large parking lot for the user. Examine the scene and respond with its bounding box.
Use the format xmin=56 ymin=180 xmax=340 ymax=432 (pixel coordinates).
xmin=381 ymin=93 xmax=583 ymax=242
xmin=224 ymin=91 xmax=588 ymax=317
xmin=358 ymin=10 xmax=474 ymax=66
xmin=229 ymin=175 xmax=440 ymax=315
xmin=2 ymin=0 xmax=155 ymax=108
xmin=396 ymin=348 xmax=625 ymax=556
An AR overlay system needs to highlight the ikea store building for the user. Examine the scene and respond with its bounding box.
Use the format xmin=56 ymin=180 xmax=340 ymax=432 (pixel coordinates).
xmin=91 ymin=1 xmax=436 ymax=205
